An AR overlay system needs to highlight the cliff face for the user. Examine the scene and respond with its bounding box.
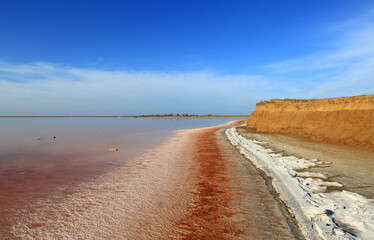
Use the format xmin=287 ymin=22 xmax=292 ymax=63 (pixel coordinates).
xmin=246 ymin=95 xmax=374 ymax=151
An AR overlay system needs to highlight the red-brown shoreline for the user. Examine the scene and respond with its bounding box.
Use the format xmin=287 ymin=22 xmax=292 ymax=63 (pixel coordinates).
xmin=174 ymin=121 xmax=244 ymax=239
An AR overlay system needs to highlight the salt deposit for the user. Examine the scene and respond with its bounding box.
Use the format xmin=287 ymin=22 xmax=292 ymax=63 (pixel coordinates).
xmin=226 ymin=127 xmax=374 ymax=240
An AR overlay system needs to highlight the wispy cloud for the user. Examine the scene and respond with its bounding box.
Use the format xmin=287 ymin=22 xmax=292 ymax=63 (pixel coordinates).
xmin=263 ymin=6 xmax=374 ymax=98
xmin=0 ymin=61 xmax=288 ymax=115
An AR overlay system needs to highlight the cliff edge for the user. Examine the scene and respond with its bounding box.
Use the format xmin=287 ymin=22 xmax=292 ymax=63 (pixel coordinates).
xmin=246 ymin=95 xmax=374 ymax=151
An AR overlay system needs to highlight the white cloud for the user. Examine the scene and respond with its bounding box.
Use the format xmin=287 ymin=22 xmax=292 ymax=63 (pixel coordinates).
xmin=263 ymin=6 xmax=374 ymax=98
xmin=0 ymin=61 xmax=285 ymax=115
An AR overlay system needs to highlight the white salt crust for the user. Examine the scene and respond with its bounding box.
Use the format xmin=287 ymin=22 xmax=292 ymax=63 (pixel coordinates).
xmin=226 ymin=127 xmax=374 ymax=240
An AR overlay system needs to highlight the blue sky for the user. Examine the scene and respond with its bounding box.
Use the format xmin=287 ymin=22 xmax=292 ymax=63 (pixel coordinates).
xmin=1 ymin=0 xmax=374 ymax=115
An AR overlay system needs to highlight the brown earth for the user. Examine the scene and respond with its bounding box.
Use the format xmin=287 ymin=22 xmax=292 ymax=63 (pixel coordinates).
xmin=246 ymin=95 xmax=374 ymax=151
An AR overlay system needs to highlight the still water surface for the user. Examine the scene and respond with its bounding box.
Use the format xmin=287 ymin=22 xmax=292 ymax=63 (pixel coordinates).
xmin=0 ymin=117 xmax=243 ymax=238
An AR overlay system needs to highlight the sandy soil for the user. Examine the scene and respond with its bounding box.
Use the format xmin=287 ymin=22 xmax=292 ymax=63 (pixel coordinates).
xmin=237 ymin=126 xmax=374 ymax=200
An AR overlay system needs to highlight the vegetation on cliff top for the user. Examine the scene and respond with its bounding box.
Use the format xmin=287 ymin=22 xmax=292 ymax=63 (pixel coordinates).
xmin=258 ymin=94 xmax=373 ymax=105
xmin=258 ymin=98 xmax=317 ymax=104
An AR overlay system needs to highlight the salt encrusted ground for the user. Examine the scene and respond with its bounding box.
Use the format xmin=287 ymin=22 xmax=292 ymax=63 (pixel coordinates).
xmin=226 ymin=126 xmax=374 ymax=240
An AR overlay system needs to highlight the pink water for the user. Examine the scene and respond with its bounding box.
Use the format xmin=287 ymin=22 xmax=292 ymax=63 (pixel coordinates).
xmin=0 ymin=117 xmax=243 ymax=239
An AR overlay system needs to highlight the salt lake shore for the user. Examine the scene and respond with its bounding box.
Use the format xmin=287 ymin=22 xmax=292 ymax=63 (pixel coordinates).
xmin=8 ymin=120 xmax=300 ymax=239
xmin=7 ymin=120 xmax=373 ymax=239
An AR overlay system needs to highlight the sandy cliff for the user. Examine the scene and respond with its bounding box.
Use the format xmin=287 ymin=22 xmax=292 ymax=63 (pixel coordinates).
xmin=246 ymin=95 xmax=374 ymax=151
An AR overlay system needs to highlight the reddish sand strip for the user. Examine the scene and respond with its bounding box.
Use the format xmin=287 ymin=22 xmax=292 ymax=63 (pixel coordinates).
xmin=174 ymin=121 xmax=243 ymax=239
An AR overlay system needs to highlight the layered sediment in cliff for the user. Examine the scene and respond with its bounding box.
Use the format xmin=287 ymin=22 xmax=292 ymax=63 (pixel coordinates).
xmin=246 ymin=95 xmax=374 ymax=151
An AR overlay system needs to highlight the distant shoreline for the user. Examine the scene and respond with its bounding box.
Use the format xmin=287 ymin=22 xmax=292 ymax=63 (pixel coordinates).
xmin=0 ymin=115 xmax=249 ymax=118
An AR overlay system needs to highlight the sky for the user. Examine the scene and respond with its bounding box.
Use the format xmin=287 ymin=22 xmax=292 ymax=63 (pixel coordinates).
xmin=1 ymin=0 xmax=374 ymax=115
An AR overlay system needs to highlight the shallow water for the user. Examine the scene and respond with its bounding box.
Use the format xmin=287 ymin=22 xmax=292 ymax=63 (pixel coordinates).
xmin=0 ymin=117 xmax=244 ymax=238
